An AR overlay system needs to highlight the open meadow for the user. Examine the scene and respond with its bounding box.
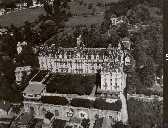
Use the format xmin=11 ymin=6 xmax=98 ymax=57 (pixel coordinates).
xmin=65 ymin=15 xmax=104 ymax=27
xmin=0 ymin=8 xmax=45 ymax=27
xmin=77 ymin=0 xmax=119 ymax=4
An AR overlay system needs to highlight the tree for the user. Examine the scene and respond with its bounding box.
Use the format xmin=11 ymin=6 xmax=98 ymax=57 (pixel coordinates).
xmin=88 ymin=3 xmax=93 ymax=9
xmin=75 ymin=86 xmax=85 ymax=95
xmin=53 ymin=119 xmax=66 ymax=128
xmin=127 ymin=98 xmax=163 ymax=128
xmin=81 ymin=118 xmax=90 ymax=128
xmin=0 ymin=35 xmax=17 ymax=58
xmin=71 ymin=98 xmax=93 ymax=108
xmin=80 ymin=1 xmax=83 ymax=5
xmin=27 ymin=0 xmax=33 ymax=7
xmin=112 ymin=121 xmax=128 ymax=128
xmin=43 ymin=2 xmax=53 ymax=15
xmin=20 ymin=71 xmax=29 ymax=90
xmin=15 ymin=45 xmax=38 ymax=67
xmin=41 ymin=96 xmax=69 ymax=105
xmin=46 ymin=81 xmax=57 ymax=93
xmin=53 ymin=0 xmax=62 ymax=25
xmin=117 ymin=23 xmax=129 ymax=38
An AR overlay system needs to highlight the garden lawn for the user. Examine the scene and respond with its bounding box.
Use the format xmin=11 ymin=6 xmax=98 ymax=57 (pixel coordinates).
xmin=0 ymin=8 xmax=45 ymax=27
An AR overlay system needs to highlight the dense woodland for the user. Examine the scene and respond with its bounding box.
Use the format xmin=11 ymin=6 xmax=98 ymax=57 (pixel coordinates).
xmin=127 ymin=98 xmax=163 ymax=128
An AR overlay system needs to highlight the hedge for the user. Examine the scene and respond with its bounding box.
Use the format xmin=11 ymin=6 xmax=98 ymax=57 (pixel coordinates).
xmin=41 ymin=96 xmax=69 ymax=105
xmin=71 ymin=98 xmax=122 ymax=111
xmin=71 ymin=98 xmax=93 ymax=108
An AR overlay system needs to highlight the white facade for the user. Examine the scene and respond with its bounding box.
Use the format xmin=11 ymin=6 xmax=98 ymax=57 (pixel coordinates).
xmin=15 ymin=66 xmax=31 ymax=84
xmin=17 ymin=41 xmax=27 ymax=54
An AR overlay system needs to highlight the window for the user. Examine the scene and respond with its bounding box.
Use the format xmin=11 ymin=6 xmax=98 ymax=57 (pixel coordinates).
xmin=95 ymin=113 xmax=99 ymax=118
xmin=28 ymin=95 xmax=33 ymax=97
xmin=55 ymin=110 xmax=59 ymax=116
xmin=80 ymin=113 xmax=85 ymax=118
xmin=109 ymin=116 xmax=113 ymax=119
xmin=67 ymin=111 xmax=73 ymax=117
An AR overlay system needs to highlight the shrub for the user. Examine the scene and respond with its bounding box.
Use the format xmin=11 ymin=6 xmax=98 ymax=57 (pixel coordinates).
xmin=53 ymin=119 xmax=66 ymax=128
xmin=71 ymin=98 xmax=93 ymax=108
xmin=93 ymin=98 xmax=122 ymax=111
xmin=88 ymin=3 xmax=93 ymax=9
xmin=41 ymin=96 xmax=69 ymax=105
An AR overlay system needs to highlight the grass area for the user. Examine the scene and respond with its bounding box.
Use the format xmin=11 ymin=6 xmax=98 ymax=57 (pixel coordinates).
xmin=149 ymin=84 xmax=163 ymax=92
xmin=65 ymin=15 xmax=104 ymax=27
xmin=80 ymin=0 xmax=119 ymax=4
xmin=68 ymin=2 xmax=104 ymax=15
xmin=0 ymin=8 xmax=45 ymax=27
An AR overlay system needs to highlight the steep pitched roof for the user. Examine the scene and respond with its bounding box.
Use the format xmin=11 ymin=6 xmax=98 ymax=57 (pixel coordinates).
xmin=15 ymin=66 xmax=31 ymax=73
xmin=0 ymin=101 xmax=12 ymax=112
xmin=17 ymin=112 xmax=34 ymax=125
xmin=69 ymin=117 xmax=81 ymax=124
xmin=110 ymin=14 xmax=117 ymax=19
xmin=22 ymin=84 xmax=46 ymax=95
xmin=122 ymin=37 xmax=130 ymax=41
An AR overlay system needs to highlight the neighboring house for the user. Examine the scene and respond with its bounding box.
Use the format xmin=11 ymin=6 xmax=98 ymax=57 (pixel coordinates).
xmin=22 ymin=84 xmax=46 ymax=100
xmin=0 ymin=28 xmax=8 ymax=35
xmin=110 ymin=14 xmax=118 ymax=25
xmin=17 ymin=41 xmax=27 ymax=54
xmin=110 ymin=15 xmax=128 ymax=26
xmin=68 ymin=117 xmax=81 ymax=128
xmin=0 ymin=8 xmax=5 ymax=15
xmin=0 ymin=101 xmax=12 ymax=115
xmin=15 ymin=66 xmax=31 ymax=85
xmin=16 ymin=112 xmax=34 ymax=128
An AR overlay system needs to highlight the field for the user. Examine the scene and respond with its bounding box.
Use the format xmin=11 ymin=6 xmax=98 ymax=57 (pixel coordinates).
xmin=77 ymin=0 xmax=119 ymax=4
xmin=65 ymin=15 xmax=104 ymax=27
xmin=68 ymin=2 xmax=105 ymax=15
xmin=64 ymin=1 xmax=106 ymax=33
xmin=0 ymin=8 xmax=45 ymax=27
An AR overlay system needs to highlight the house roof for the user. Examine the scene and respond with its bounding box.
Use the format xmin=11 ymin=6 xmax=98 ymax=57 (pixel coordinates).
xmin=110 ymin=14 xmax=117 ymax=19
xmin=0 ymin=28 xmax=8 ymax=33
xmin=15 ymin=66 xmax=31 ymax=72
xmin=122 ymin=37 xmax=130 ymax=41
xmin=17 ymin=112 xmax=34 ymax=125
xmin=44 ymin=111 xmax=54 ymax=120
xmin=22 ymin=84 xmax=46 ymax=94
xmin=0 ymin=101 xmax=12 ymax=112
xmin=69 ymin=117 xmax=81 ymax=124
xmin=0 ymin=123 xmax=11 ymax=128
xmin=10 ymin=105 xmax=22 ymax=114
